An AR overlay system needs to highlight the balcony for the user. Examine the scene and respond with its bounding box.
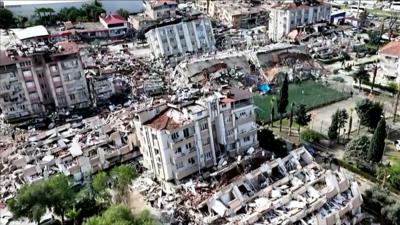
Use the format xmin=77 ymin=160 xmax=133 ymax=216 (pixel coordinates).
xmin=27 ymin=86 xmax=36 ymax=93
xmin=30 ymin=97 xmax=40 ymax=104
xmin=53 ymin=81 xmax=63 ymax=87
xmin=24 ymin=75 xmax=34 ymax=82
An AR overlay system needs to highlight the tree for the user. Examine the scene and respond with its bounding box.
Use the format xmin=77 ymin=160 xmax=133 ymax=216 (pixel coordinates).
xmin=368 ymin=117 xmax=387 ymax=163
xmin=355 ymin=99 xmax=383 ymax=130
xmin=270 ymin=96 xmax=276 ymax=127
xmin=82 ymin=1 xmax=105 ymax=22
xmin=83 ymin=205 xmax=135 ymax=225
xmin=257 ymin=128 xmax=287 ymax=158
xmin=0 ymin=8 xmax=15 ymax=29
xmin=294 ymin=104 xmax=311 ymax=136
xmin=288 ymin=102 xmax=295 ymax=136
xmin=277 ymin=74 xmax=289 ymax=132
xmin=110 ymin=165 xmax=137 ymax=203
xmin=116 ymin=8 xmax=130 ymax=19
xmin=328 ymin=111 xmax=340 ymax=141
xmin=335 ymin=109 xmax=349 ymax=143
xmin=66 ymin=206 xmax=80 ymax=225
xmin=345 ymin=135 xmax=370 ymax=162
xmin=92 ymin=171 xmax=109 ymax=194
xmin=7 ymin=182 xmax=51 ymax=224
xmin=58 ymin=7 xmax=82 ymax=22
xmin=47 ymin=174 xmax=75 ymax=225
xmin=353 ymin=64 xmax=369 ymax=92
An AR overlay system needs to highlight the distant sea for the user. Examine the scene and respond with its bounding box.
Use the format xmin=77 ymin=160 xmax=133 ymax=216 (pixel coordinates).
xmin=4 ymin=0 xmax=145 ymax=17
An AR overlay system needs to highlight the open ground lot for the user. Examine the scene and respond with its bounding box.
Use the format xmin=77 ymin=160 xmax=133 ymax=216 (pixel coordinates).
xmin=254 ymin=80 xmax=349 ymax=122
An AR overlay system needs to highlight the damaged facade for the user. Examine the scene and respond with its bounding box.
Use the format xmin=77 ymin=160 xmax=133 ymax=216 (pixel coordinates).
xmin=133 ymin=87 xmax=258 ymax=181
xmin=145 ymin=13 xmax=216 ymax=59
xmin=0 ymin=41 xmax=90 ymax=123
xmin=268 ymin=0 xmax=332 ymax=42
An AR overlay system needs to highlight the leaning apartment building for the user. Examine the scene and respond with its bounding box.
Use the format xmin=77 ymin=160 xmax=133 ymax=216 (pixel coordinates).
xmin=134 ymin=88 xmax=258 ymax=181
xmin=0 ymin=41 xmax=90 ymax=122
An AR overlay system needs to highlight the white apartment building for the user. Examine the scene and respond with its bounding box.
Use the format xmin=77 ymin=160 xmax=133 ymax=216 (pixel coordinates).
xmin=144 ymin=0 xmax=178 ymax=20
xmin=134 ymin=88 xmax=258 ymax=181
xmin=0 ymin=42 xmax=90 ymax=122
xmin=268 ymin=1 xmax=331 ymax=42
xmin=378 ymin=41 xmax=400 ymax=84
xmin=145 ymin=14 xmax=216 ymax=59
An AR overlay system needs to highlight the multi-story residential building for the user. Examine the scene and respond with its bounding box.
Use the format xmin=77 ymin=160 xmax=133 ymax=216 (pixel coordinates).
xmin=0 ymin=41 xmax=90 ymax=122
xmin=144 ymin=0 xmax=178 ymax=20
xmin=128 ymin=0 xmax=178 ymax=31
xmin=145 ymin=14 xmax=216 ymax=59
xmin=133 ymin=88 xmax=258 ymax=181
xmin=378 ymin=41 xmax=400 ymax=84
xmin=99 ymin=14 xmax=128 ymax=37
xmin=268 ymin=1 xmax=331 ymax=42
xmin=207 ymin=0 xmax=269 ymax=29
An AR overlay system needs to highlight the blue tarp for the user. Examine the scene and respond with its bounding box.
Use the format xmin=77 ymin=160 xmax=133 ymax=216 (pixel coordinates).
xmin=258 ymin=84 xmax=270 ymax=93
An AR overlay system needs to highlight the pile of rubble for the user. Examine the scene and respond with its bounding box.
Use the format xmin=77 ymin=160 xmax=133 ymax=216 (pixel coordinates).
xmin=0 ymin=108 xmax=140 ymax=203
xmin=130 ymin=148 xmax=364 ymax=225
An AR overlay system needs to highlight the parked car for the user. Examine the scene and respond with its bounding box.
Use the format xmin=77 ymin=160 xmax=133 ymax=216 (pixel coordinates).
xmin=394 ymin=140 xmax=400 ymax=151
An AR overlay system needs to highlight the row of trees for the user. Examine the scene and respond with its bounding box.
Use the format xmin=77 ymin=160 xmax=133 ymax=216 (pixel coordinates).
xmin=271 ymin=75 xmax=312 ymax=136
xmin=0 ymin=1 xmax=131 ymax=29
xmin=328 ymin=98 xmax=384 ymax=143
xmin=345 ymin=117 xmax=387 ymax=163
xmin=7 ymin=165 xmax=147 ymax=225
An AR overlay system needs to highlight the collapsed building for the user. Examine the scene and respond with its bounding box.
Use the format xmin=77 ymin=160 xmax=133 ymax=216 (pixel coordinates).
xmin=131 ymin=147 xmax=364 ymax=225
xmin=0 ymin=109 xmax=140 ymax=201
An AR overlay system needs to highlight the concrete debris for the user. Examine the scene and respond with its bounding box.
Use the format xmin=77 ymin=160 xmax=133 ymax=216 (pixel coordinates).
xmin=0 ymin=108 xmax=141 ymax=202
xmin=129 ymin=147 xmax=364 ymax=225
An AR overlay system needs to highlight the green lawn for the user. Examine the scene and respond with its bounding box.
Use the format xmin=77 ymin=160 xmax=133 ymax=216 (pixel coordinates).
xmin=254 ymin=80 xmax=349 ymax=121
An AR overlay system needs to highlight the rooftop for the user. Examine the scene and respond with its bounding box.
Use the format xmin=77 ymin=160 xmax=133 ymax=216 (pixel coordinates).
xmin=100 ymin=14 xmax=127 ymax=25
xmin=12 ymin=25 xmax=49 ymax=40
xmin=149 ymin=0 xmax=178 ymax=8
xmin=144 ymin=107 xmax=190 ymax=131
xmin=272 ymin=0 xmax=327 ymax=10
xmin=379 ymin=41 xmax=400 ymax=56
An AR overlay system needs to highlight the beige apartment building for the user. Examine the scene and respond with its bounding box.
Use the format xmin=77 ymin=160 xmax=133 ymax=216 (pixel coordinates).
xmin=200 ymin=0 xmax=269 ymax=29
xmin=0 ymin=41 xmax=90 ymax=122
xmin=133 ymin=88 xmax=258 ymax=181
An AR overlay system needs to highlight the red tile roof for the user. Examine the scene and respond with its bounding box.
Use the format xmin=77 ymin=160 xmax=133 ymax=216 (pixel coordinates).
xmin=144 ymin=108 xmax=186 ymax=130
xmin=52 ymin=41 xmax=79 ymax=56
xmin=379 ymin=41 xmax=400 ymax=56
xmin=100 ymin=14 xmax=126 ymax=25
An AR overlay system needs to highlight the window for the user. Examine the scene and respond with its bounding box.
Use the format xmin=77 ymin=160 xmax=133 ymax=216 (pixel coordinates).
xmin=244 ymin=136 xmax=251 ymax=142
xmin=226 ymin=115 xmax=232 ymax=122
xmin=188 ymin=157 xmax=195 ymax=164
xmin=176 ymin=161 xmax=184 ymax=169
xmin=152 ymin=134 xmax=157 ymax=140
xmin=200 ymin=122 xmax=208 ymax=131
xmin=175 ymin=147 xmax=182 ymax=154
xmin=205 ymin=152 xmax=212 ymax=160
xmin=227 ymin=129 xmax=234 ymax=137
xmin=171 ymin=132 xmax=179 ymax=140
xmin=230 ymin=143 xmax=236 ymax=150
xmin=186 ymin=143 xmax=192 ymax=150
xmin=69 ymin=93 xmax=76 ymax=100
xmin=183 ymin=128 xmax=190 ymax=137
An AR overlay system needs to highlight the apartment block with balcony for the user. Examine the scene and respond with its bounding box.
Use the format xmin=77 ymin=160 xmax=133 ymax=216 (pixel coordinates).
xmin=378 ymin=41 xmax=400 ymax=84
xmin=268 ymin=1 xmax=331 ymax=42
xmin=208 ymin=0 xmax=269 ymax=29
xmin=145 ymin=14 xmax=216 ymax=59
xmin=133 ymin=88 xmax=258 ymax=181
xmin=0 ymin=41 xmax=90 ymax=122
xmin=144 ymin=0 xmax=178 ymax=20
